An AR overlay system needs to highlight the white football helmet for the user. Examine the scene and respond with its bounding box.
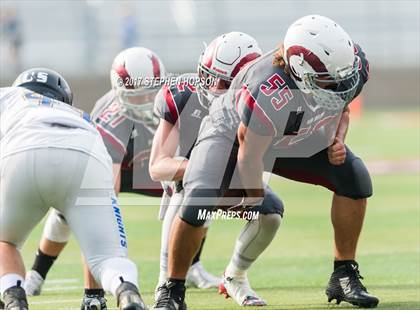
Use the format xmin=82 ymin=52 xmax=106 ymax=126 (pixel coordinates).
xmin=284 ymin=15 xmax=360 ymax=110
xmin=110 ymin=47 xmax=166 ymax=123
xmin=197 ymin=31 xmax=262 ymax=108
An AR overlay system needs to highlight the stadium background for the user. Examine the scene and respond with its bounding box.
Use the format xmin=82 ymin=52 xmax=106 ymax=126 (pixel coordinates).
xmin=0 ymin=1 xmax=419 ymax=309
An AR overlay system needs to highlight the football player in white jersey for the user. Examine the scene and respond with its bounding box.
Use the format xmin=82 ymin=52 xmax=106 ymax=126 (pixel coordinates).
xmin=24 ymin=47 xmax=166 ymax=310
xmin=24 ymin=47 xmax=218 ymax=309
xmin=0 ymin=68 xmax=147 ymax=310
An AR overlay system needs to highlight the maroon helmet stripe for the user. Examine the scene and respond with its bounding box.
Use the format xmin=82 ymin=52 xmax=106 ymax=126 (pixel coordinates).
xmin=112 ymin=64 xmax=134 ymax=89
xmin=287 ymin=45 xmax=328 ymax=73
xmin=150 ymin=54 xmax=161 ymax=78
xmin=242 ymin=85 xmax=275 ymax=136
xmin=162 ymin=84 xmax=179 ymax=123
xmin=231 ymin=52 xmax=260 ymax=78
xmin=203 ymin=39 xmax=218 ymax=69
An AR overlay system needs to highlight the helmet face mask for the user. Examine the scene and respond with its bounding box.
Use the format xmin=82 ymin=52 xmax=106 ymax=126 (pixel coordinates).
xmin=197 ymin=61 xmax=231 ymax=108
xmin=116 ymin=87 xmax=159 ymax=125
xmin=303 ymin=57 xmax=360 ymax=110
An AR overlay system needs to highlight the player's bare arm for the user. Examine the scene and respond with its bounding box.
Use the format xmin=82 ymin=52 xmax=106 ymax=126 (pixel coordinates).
xmin=149 ymin=118 xmax=187 ymax=182
xmin=113 ymin=163 xmax=122 ymax=194
xmin=328 ymin=106 xmax=350 ymax=165
xmin=237 ymin=122 xmax=272 ymax=202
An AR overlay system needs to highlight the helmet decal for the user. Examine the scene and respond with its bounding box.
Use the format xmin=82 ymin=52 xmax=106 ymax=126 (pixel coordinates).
xmin=287 ymin=45 xmax=328 ymax=74
xmin=230 ymin=52 xmax=260 ymax=78
xmin=150 ymin=54 xmax=161 ymax=78
xmin=112 ymin=63 xmax=134 ymax=89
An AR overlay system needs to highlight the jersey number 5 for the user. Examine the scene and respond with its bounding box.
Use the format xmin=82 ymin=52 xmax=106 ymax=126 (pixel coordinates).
xmin=260 ymin=73 xmax=294 ymax=111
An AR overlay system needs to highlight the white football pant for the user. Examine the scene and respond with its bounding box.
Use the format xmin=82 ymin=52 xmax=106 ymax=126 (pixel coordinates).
xmin=0 ymin=147 xmax=138 ymax=296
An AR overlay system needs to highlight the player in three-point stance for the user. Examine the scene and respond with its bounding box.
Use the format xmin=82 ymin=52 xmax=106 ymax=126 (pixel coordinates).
xmin=0 ymin=68 xmax=147 ymax=310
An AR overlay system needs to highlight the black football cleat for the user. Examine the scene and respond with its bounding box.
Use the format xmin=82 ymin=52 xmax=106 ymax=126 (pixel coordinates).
xmin=2 ymin=281 xmax=28 ymax=310
xmin=152 ymin=281 xmax=186 ymax=310
xmin=80 ymin=292 xmax=108 ymax=310
xmin=116 ymin=279 xmax=147 ymax=310
xmin=326 ymin=261 xmax=379 ymax=308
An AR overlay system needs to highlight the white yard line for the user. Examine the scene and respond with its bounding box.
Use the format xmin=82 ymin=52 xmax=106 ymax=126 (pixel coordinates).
xmin=42 ymin=285 xmax=83 ymax=291
xmin=31 ymin=299 xmax=81 ymax=304
xmin=31 ymin=299 xmax=118 ymax=310
xmin=45 ymin=278 xmax=79 ymax=284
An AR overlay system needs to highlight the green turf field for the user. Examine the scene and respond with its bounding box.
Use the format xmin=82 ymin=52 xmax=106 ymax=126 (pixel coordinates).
xmin=20 ymin=110 xmax=419 ymax=309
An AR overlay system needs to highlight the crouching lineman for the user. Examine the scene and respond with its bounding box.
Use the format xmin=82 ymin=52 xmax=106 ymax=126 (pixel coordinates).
xmin=154 ymin=15 xmax=379 ymax=309
xmin=151 ymin=32 xmax=284 ymax=308
xmin=24 ymin=47 xmax=167 ymax=310
xmin=23 ymin=47 xmax=216 ymax=309
xmin=0 ymin=68 xmax=146 ymax=310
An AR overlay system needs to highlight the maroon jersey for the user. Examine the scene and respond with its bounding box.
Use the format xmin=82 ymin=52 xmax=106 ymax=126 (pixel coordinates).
xmin=237 ymin=43 xmax=369 ymax=157
xmin=154 ymin=73 xmax=209 ymax=159
xmin=93 ymin=89 xmax=162 ymax=195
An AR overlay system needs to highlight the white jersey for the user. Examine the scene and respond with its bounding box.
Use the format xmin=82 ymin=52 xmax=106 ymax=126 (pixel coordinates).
xmin=0 ymin=87 xmax=111 ymax=168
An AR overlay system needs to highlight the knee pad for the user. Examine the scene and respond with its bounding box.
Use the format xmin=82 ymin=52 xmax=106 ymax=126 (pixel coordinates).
xmin=178 ymin=189 xmax=220 ymax=227
xmin=337 ymin=157 xmax=373 ymax=199
xmin=256 ymin=189 xmax=284 ymax=217
xmin=42 ymin=210 xmax=71 ymax=243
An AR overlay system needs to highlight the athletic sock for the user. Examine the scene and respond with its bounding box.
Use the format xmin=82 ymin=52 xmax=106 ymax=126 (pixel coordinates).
xmin=167 ymin=278 xmax=186 ymax=298
xmin=0 ymin=274 xmax=24 ymax=295
xmin=31 ymin=249 xmax=57 ymax=279
xmin=334 ymin=259 xmax=356 ymax=271
xmin=84 ymin=288 xmax=105 ymax=296
xmin=167 ymin=278 xmax=185 ymax=285
xmin=225 ymin=260 xmax=246 ymax=278
xmin=191 ymin=237 xmax=206 ymax=266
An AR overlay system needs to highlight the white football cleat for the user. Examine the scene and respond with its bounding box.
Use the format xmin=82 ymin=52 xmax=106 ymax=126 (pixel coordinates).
xmin=24 ymin=270 xmax=44 ymax=296
xmin=186 ymin=262 xmax=221 ymax=289
xmin=219 ymin=273 xmax=267 ymax=306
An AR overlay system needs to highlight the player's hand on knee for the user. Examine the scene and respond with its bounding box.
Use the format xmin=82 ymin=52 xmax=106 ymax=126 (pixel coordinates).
xmin=328 ymin=138 xmax=346 ymax=165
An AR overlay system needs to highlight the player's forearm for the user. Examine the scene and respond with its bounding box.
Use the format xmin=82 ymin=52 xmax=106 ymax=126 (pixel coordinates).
xmin=336 ymin=107 xmax=350 ymax=142
xmin=237 ymin=151 xmax=265 ymax=200
xmin=149 ymin=157 xmax=188 ymax=182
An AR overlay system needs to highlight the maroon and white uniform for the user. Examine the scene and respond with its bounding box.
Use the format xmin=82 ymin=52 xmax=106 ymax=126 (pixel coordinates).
xmin=180 ymin=45 xmax=370 ymax=226
xmin=93 ymin=89 xmax=162 ymax=195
